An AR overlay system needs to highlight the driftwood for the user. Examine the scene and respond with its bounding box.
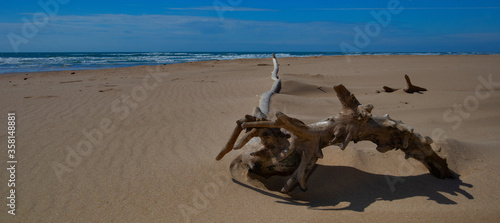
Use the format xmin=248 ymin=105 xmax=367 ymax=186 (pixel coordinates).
xmin=382 ymin=86 xmax=399 ymax=92
xmin=258 ymin=53 xmax=281 ymax=116
xmin=215 ymin=54 xmax=282 ymax=161
xmin=216 ymin=56 xmax=452 ymax=193
xmin=382 ymin=74 xmax=427 ymax=93
xmin=403 ymin=74 xmax=427 ymax=93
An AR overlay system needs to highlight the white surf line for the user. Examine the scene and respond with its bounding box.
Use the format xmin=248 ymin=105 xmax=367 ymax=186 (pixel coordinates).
xmin=258 ymin=53 xmax=281 ymax=117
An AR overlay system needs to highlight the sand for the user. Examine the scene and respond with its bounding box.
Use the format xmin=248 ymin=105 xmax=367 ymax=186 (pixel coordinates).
xmin=1 ymin=55 xmax=500 ymax=222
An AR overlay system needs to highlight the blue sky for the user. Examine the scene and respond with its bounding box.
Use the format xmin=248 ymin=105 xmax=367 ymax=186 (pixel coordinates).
xmin=1 ymin=0 xmax=500 ymax=52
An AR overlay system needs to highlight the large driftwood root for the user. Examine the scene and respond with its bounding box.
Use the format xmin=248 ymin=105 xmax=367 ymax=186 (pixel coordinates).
xmin=216 ymin=57 xmax=452 ymax=193
xmin=217 ymin=85 xmax=453 ymax=193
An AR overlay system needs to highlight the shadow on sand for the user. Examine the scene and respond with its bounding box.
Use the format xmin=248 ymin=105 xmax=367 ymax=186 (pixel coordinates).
xmin=233 ymin=165 xmax=473 ymax=212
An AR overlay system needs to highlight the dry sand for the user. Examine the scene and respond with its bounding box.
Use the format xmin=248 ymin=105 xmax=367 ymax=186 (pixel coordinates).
xmin=1 ymin=55 xmax=500 ymax=222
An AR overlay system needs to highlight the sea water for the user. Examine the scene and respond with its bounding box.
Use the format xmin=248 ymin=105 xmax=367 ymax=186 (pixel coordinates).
xmin=0 ymin=52 xmax=491 ymax=74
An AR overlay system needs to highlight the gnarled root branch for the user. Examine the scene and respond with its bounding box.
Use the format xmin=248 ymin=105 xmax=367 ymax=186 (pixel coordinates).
xmin=216 ymin=57 xmax=450 ymax=193
xmin=366 ymin=115 xmax=453 ymax=178
xmin=330 ymin=85 xmax=451 ymax=179
xmin=218 ymin=84 xmax=453 ymax=193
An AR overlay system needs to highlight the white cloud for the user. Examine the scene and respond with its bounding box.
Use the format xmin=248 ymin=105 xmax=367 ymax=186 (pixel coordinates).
xmin=167 ymin=6 xmax=276 ymax=11
xmin=305 ymin=7 xmax=500 ymax=11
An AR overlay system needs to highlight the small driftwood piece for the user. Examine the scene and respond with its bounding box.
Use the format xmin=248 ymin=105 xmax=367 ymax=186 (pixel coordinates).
xmin=382 ymin=74 xmax=427 ymax=93
xmin=403 ymin=74 xmax=427 ymax=93
xmin=382 ymin=86 xmax=399 ymax=92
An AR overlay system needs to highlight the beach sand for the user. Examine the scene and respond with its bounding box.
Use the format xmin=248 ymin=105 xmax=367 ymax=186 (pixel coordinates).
xmin=1 ymin=55 xmax=500 ymax=222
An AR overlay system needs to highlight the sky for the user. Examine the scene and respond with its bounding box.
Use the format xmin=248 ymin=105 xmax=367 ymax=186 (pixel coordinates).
xmin=1 ymin=0 xmax=499 ymax=52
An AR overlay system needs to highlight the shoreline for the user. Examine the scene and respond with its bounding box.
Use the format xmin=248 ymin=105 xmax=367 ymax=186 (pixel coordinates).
xmin=2 ymin=54 xmax=499 ymax=76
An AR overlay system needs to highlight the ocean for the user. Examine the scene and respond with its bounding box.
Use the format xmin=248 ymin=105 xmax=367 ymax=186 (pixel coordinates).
xmin=0 ymin=52 xmax=492 ymax=74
